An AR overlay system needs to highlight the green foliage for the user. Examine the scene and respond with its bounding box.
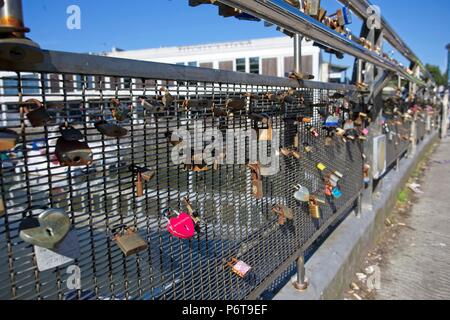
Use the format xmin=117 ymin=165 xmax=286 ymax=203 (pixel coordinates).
xmin=425 ymin=64 xmax=448 ymax=86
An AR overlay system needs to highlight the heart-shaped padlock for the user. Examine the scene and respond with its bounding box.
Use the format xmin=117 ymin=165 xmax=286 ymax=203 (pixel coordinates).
xmin=163 ymin=208 xmax=195 ymax=239
xmin=19 ymin=208 xmax=71 ymax=250
xmin=294 ymin=184 xmax=310 ymax=202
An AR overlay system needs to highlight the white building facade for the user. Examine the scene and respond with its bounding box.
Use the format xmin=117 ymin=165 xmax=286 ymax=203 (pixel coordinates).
xmin=106 ymin=36 xmax=346 ymax=83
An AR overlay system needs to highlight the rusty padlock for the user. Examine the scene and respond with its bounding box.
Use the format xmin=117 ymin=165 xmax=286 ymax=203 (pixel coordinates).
xmin=55 ymin=138 xmax=93 ymax=167
xmin=248 ymin=162 xmax=263 ymax=200
xmin=23 ymin=99 xmax=51 ymax=127
xmin=112 ymin=224 xmax=148 ymax=257
xmin=95 ymin=120 xmax=128 ymax=138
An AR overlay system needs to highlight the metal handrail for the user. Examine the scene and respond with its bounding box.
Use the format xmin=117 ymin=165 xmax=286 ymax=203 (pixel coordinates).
xmin=0 ymin=48 xmax=357 ymax=91
xmin=215 ymin=0 xmax=427 ymax=87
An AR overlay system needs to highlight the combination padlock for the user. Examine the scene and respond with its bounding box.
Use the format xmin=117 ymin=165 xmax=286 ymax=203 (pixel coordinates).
xmin=0 ymin=128 xmax=19 ymax=152
xmin=19 ymin=208 xmax=71 ymax=250
xmin=247 ymin=162 xmax=263 ymax=200
xmin=112 ymin=224 xmax=148 ymax=257
xmin=95 ymin=120 xmax=128 ymax=138
xmin=226 ymin=257 xmax=252 ymax=278
xmin=23 ymin=99 xmax=51 ymax=127
xmin=162 ymin=208 xmax=196 ymax=239
xmin=109 ymin=98 xmax=131 ymax=122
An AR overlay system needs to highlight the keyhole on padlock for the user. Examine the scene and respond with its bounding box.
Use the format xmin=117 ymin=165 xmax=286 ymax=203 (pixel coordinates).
xmin=46 ymin=228 xmax=54 ymax=237
xmin=73 ymin=156 xmax=81 ymax=163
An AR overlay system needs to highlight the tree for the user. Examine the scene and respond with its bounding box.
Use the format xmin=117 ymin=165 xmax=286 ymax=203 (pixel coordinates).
xmin=425 ymin=64 xmax=447 ymax=86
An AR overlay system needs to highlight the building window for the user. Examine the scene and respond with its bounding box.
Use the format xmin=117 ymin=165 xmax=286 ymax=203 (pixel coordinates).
xmin=199 ymin=62 xmax=213 ymax=69
xmin=236 ymin=58 xmax=246 ymax=72
xmin=123 ymin=78 xmax=132 ymax=89
xmin=219 ymin=61 xmax=233 ymax=71
xmin=249 ymin=57 xmax=260 ymax=74
xmin=187 ymin=61 xmax=197 ymax=67
xmin=262 ymin=58 xmax=278 ymax=76
xmin=176 ymin=62 xmax=185 ymax=66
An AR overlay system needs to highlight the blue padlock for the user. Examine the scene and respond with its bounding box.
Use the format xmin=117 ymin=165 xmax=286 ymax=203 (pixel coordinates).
xmin=332 ymin=187 xmax=342 ymax=199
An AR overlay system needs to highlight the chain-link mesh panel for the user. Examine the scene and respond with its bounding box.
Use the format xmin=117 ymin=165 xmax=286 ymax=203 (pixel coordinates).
xmin=0 ymin=65 xmax=363 ymax=300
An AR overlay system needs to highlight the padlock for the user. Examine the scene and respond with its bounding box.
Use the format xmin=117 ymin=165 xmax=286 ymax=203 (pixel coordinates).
xmin=129 ymin=165 xmax=155 ymax=182
xmin=55 ymin=138 xmax=93 ymax=167
xmin=289 ymin=71 xmax=314 ymax=81
xmin=317 ymin=163 xmax=326 ymax=171
xmin=165 ymin=131 xmax=183 ymax=147
xmin=112 ymin=224 xmax=148 ymax=257
xmin=95 ymin=120 xmax=128 ymax=138
xmin=332 ymin=186 xmax=342 ymax=199
xmin=293 ymin=184 xmax=310 ymax=202
xmin=59 ymin=124 xmax=84 ymax=141
xmin=226 ymin=98 xmax=247 ymax=113
xmin=183 ymin=99 xmax=214 ymax=112
xmin=162 ymin=208 xmax=196 ymax=239
xmin=309 ymin=126 xmax=319 ymax=137
xmin=252 ymin=113 xmax=272 ymax=141
xmin=110 ymin=98 xmax=131 ymax=122
xmin=305 ymin=0 xmax=321 ymax=17
xmin=325 ymin=136 xmax=333 ymax=146
xmin=182 ymin=197 xmax=201 ymax=233
xmin=23 ymin=99 xmax=51 ymax=127
xmin=248 ymin=162 xmax=263 ymax=200
xmin=324 ymin=183 xmax=333 ymax=197
xmin=309 ymin=198 xmax=321 ymax=219
xmin=138 ymin=96 xmax=165 ymax=114
xmin=19 ymin=208 xmax=71 ymax=250
xmin=0 ymin=128 xmax=19 ymax=152
xmin=0 ymin=198 xmax=4 ymax=216
xmin=226 ymin=257 xmax=252 ymax=278
xmin=272 ymin=204 xmax=294 ymax=225
xmin=161 ymin=88 xmax=174 ymax=107
xmin=284 ymin=0 xmax=300 ymax=8
xmin=324 ymin=115 xmax=340 ymax=128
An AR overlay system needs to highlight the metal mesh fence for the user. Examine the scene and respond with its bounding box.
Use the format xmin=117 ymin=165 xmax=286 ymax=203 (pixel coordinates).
xmin=0 ymin=55 xmax=362 ymax=300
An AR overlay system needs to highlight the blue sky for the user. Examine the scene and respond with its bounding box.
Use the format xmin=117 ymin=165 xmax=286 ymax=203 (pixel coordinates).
xmin=25 ymin=0 xmax=450 ymax=72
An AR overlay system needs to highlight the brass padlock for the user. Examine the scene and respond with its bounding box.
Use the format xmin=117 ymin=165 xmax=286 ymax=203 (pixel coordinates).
xmin=112 ymin=225 xmax=148 ymax=257
xmin=309 ymin=198 xmax=320 ymax=219
xmin=272 ymin=204 xmax=294 ymax=225
xmin=0 ymin=128 xmax=19 ymax=152
xmin=95 ymin=120 xmax=128 ymax=138
xmin=23 ymin=99 xmax=51 ymax=127
xmin=0 ymin=198 xmax=4 ymax=216
xmin=160 ymin=88 xmax=174 ymax=108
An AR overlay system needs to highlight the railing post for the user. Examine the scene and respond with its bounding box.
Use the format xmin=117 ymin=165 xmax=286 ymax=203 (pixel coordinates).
xmin=441 ymin=90 xmax=449 ymax=138
xmin=0 ymin=0 xmax=42 ymax=63
xmin=294 ymin=34 xmax=302 ymax=74
xmin=293 ymin=254 xmax=308 ymax=291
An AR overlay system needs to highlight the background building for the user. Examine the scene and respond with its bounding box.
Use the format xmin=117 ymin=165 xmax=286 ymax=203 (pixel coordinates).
xmin=106 ymin=36 xmax=348 ymax=83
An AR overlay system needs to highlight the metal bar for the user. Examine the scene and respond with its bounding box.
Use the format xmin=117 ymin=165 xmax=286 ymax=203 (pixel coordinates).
xmin=215 ymin=0 xmax=426 ymax=87
xmin=0 ymin=48 xmax=357 ymax=91
xmin=338 ymin=0 xmax=433 ymax=82
xmin=293 ymin=34 xmax=302 ymax=74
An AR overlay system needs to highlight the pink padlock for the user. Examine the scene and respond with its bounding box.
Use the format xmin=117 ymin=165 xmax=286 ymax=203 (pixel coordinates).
xmin=162 ymin=208 xmax=195 ymax=239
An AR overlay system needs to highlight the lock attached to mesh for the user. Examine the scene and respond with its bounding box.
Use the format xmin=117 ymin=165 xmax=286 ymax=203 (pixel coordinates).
xmin=129 ymin=165 xmax=156 ymax=198
xmin=112 ymin=224 xmax=148 ymax=257
xmin=95 ymin=120 xmax=127 ymax=138
xmin=23 ymin=99 xmax=51 ymax=127
xmin=226 ymin=257 xmax=252 ymax=278
xmin=55 ymin=124 xmax=93 ymax=167
xmin=247 ymin=162 xmax=263 ymax=200
xmin=162 ymin=208 xmax=196 ymax=239
xmin=0 ymin=128 xmax=19 ymax=152
xmin=309 ymin=196 xmax=325 ymax=219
